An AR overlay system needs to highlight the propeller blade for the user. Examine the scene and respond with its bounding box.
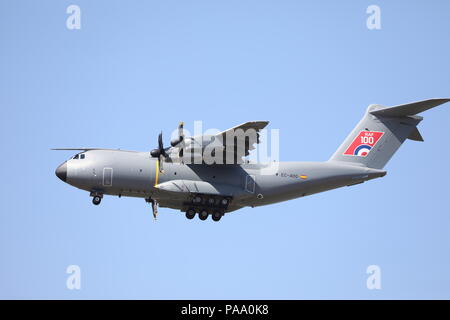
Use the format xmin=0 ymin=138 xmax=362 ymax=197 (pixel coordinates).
xmin=178 ymin=121 xmax=184 ymax=140
xmin=170 ymin=122 xmax=185 ymax=147
xmin=159 ymin=154 xmax=165 ymax=173
xmin=156 ymin=131 xmax=168 ymax=158
xmin=158 ymin=132 xmax=163 ymax=150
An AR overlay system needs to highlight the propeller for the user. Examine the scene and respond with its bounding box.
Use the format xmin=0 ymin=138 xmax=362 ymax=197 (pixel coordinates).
xmin=151 ymin=131 xmax=169 ymax=173
xmin=150 ymin=122 xmax=185 ymax=172
xmin=170 ymin=122 xmax=184 ymax=145
xmin=171 ymin=122 xmax=185 ymax=161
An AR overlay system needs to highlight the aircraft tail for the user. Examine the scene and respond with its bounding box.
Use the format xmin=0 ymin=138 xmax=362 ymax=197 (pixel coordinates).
xmin=329 ymin=98 xmax=450 ymax=169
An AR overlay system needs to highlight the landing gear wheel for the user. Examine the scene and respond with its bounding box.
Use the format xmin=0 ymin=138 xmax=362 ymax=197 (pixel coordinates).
xmin=186 ymin=208 xmax=196 ymax=220
xmin=212 ymin=211 xmax=222 ymax=222
xmin=92 ymin=196 xmax=101 ymax=205
xmin=199 ymin=210 xmax=208 ymax=221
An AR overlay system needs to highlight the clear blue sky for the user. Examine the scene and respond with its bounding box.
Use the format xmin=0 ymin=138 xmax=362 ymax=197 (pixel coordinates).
xmin=1 ymin=0 xmax=449 ymax=299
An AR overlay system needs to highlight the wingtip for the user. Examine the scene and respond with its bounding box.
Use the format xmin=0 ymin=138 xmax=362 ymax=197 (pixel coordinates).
xmin=429 ymin=98 xmax=450 ymax=103
xmin=419 ymin=98 xmax=450 ymax=106
xmin=253 ymin=120 xmax=270 ymax=127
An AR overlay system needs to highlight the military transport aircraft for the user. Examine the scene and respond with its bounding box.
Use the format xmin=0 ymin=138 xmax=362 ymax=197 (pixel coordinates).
xmin=54 ymin=98 xmax=449 ymax=222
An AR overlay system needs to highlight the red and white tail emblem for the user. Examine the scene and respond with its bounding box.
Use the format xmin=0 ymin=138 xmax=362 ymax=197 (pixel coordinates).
xmin=344 ymin=131 xmax=384 ymax=157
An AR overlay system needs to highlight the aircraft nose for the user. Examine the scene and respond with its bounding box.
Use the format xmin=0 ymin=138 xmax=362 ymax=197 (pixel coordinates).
xmin=55 ymin=162 xmax=67 ymax=182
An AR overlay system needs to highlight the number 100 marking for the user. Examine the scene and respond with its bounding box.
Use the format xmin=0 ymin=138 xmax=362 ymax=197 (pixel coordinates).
xmin=361 ymin=136 xmax=374 ymax=144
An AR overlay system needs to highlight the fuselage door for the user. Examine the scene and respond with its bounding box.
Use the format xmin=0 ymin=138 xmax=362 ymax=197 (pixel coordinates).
xmin=245 ymin=174 xmax=255 ymax=193
xmin=103 ymin=167 xmax=113 ymax=186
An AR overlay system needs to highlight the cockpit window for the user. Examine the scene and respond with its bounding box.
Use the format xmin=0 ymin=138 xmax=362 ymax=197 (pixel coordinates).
xmin=80 ymin=154 xmax=85 ymax=159
xmin=73 ymin=154 xmax=79 ymax=159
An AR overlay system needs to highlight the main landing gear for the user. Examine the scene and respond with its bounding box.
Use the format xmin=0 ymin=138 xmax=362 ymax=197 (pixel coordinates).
xmin=184 ymin=194 xmax=230 ymax=222
xmin=185 ymin=207 xmax=224 ymax=222
xmin=185 ymin=208 xmax=196 ymax=220
xmin=155 ymin=206 xmax=224 ymax=221
xmin=199 ymin=209 xmax=209 ymax=221
xmin=212 ymin=211 xmax=222 ymax=222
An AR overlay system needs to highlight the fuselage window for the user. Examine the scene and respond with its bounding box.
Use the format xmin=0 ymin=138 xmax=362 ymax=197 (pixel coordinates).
xmin=80 ymin=154 xmax=85 ymax=159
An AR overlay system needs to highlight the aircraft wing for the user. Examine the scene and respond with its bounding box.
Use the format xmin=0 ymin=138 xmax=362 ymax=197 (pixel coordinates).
xmin=214 ymin=121 xmax=269 ymax=164
xmin=157 ymin=121 xmax=269 ymax=165
xmin=218 ymin=121 xmax=269 ymax=136
xmin=51 ymin=148 xmax=135 ymax=152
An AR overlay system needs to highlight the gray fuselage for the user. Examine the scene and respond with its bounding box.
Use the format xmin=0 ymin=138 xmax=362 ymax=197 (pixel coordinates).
xmin=56 ymin=149 xmax=386 ymax=213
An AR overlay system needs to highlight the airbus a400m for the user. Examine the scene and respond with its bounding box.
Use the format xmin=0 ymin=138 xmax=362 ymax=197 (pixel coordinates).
xmin=54 ymin=98 xmax=449 ymax=222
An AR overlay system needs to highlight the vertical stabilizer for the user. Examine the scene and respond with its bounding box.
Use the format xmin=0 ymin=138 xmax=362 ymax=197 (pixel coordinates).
xmin=329 ymin=99 xmax=449 ymax=169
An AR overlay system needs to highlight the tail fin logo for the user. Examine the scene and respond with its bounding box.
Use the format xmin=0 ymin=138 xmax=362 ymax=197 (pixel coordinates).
xmin=344 ymin=131 xmax=384 ymax=157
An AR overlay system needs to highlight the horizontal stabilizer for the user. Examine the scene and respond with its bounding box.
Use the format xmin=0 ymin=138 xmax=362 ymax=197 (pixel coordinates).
xmin=370 ymin=98 xmax=450 ymax=117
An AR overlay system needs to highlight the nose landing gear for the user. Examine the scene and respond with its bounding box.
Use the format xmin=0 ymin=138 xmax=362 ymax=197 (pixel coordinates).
xmin=90 ymin=192 xmax=103 ymax=205
xmin=92 ymin=196 xmax=102 ymax=205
